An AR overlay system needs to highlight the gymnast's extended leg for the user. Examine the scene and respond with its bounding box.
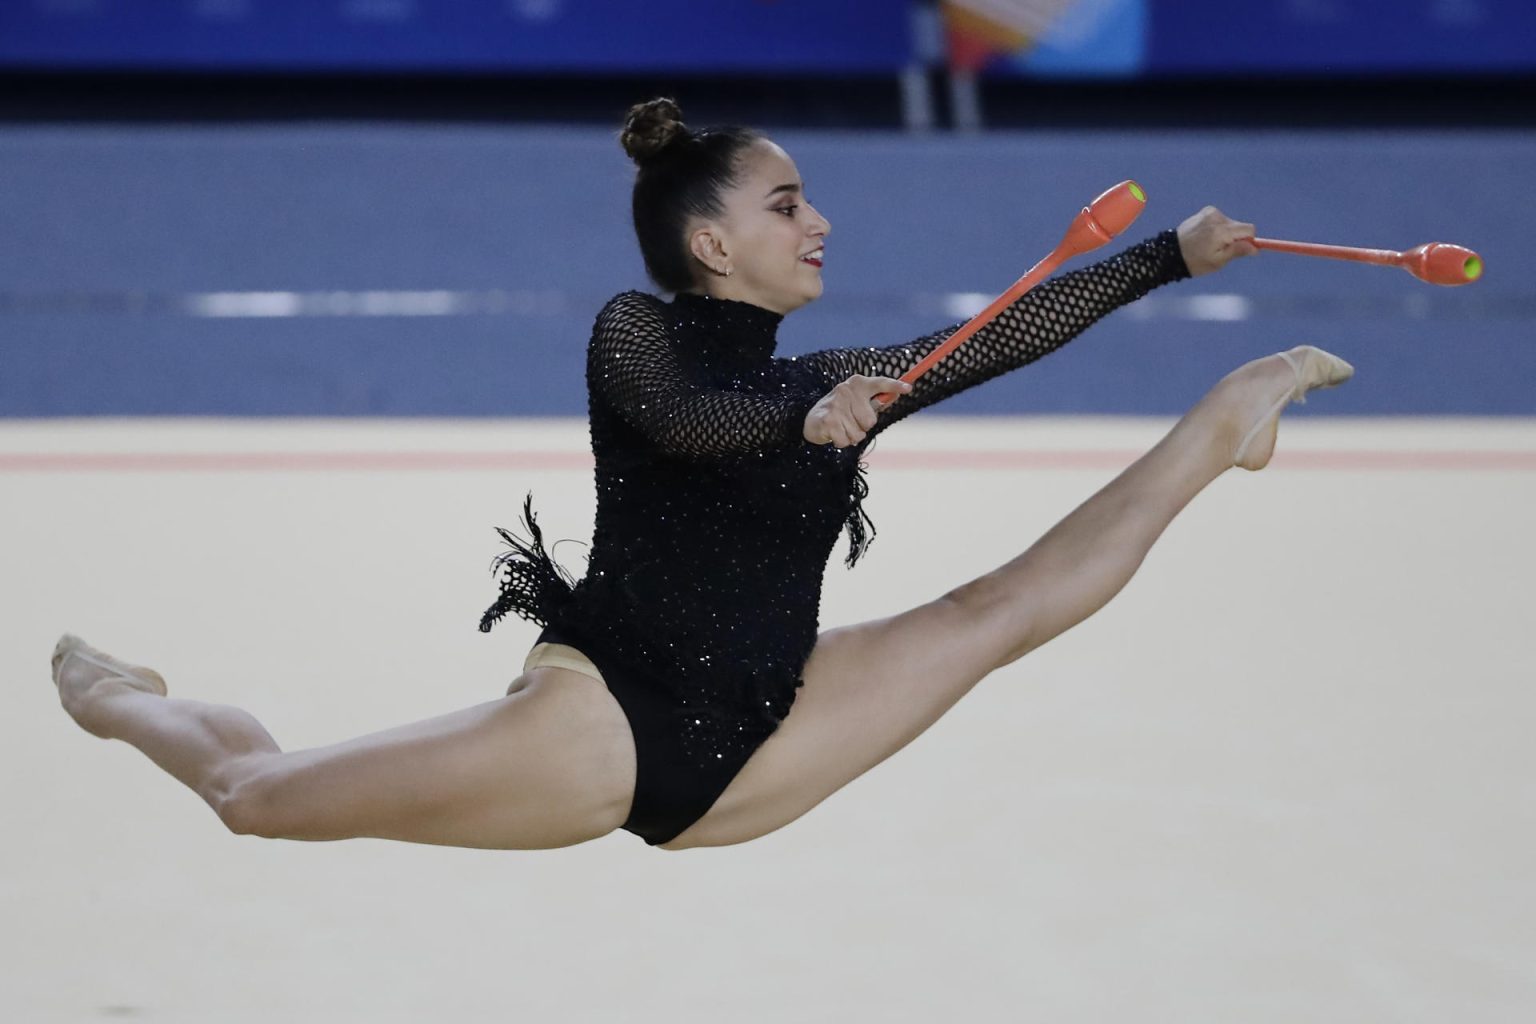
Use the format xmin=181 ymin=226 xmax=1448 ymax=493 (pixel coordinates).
xmin=52 ymin=640 xmax=637 ymax=850
xmin=661 ymin=346 xmax=1351 ymax=850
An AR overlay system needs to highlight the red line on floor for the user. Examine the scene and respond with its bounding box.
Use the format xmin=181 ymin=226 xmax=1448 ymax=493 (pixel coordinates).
xmin=0 ymin=451 xmax=593 ymax=472
xmin=2 ymin=449 xmax=1536 ymax=472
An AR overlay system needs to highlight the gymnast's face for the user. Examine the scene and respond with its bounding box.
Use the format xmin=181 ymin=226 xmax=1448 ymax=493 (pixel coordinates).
xmin=687 ymin=139 xmax=831 ymax=315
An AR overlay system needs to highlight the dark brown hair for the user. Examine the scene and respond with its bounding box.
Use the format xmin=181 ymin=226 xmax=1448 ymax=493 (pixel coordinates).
xmin=620 ymin=98 xmax=762 ymax=293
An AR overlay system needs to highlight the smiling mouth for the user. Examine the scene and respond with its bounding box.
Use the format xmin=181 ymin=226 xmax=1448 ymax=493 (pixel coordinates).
xmin=800 ymin=247 xmax=824 ymax=267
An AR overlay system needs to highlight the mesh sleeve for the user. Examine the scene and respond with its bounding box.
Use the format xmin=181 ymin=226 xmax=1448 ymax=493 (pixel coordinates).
xmin=587 ymin=292 xmax=815 ymax=458
xmin=799 ymin=230 xmax=1191 ymax=434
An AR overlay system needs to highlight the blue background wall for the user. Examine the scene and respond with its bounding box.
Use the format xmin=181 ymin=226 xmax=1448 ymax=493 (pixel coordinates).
xmin=4 ymin=1 xmax=1533 ymax=74
xmin=0 ymin=0 xmax=912 ymax=72
xmin=2 ymin=125 xmax=1531 ymax=417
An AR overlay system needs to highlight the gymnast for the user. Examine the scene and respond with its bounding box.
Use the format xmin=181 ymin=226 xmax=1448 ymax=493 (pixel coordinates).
xmin=51 ymin=98 xmax=1351 ymax=852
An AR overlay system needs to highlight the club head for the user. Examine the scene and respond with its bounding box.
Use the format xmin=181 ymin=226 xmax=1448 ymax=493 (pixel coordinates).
xmin=1404 ymin=242 xmax=1483 ymax=286
xmin=1060 ymin=180 xmax=1146 ymax=257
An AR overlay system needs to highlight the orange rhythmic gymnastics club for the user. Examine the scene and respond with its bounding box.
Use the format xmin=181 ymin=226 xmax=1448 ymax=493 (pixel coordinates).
xmin=1251 ymin=237 xmax=1484 ymax=287
xmin=877 ymin=180 xmax=1147 ymax=406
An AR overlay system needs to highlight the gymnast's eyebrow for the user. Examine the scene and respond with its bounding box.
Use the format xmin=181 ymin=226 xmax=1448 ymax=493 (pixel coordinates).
xmin=764 ymin=182 xmax=803 ymax=199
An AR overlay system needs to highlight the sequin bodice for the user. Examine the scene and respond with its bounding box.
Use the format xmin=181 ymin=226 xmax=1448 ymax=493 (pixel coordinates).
xmin=481 ymin=230 xmax=1190 ymax=765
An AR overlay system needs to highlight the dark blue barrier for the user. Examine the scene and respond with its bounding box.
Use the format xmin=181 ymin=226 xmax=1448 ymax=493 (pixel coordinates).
xmin=7 ymin=1 xmax=1533 ymax=78
xmin=1150 ymin=0 xmax=1536 ymax=74
xmin=0 ymin=0 xmax=912 ymax=72
xmin=1 ymin=125 xmax=1531 ymax=417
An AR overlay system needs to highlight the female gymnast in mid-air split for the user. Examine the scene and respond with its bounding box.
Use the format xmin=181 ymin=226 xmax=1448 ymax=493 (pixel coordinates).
xmin=51 ymin=98 xmax=1352 ymax=852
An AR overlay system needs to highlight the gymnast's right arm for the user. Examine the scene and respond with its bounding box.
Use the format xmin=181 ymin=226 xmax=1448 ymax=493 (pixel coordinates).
xmin=588 ymin=292 xmax=905 ymax=457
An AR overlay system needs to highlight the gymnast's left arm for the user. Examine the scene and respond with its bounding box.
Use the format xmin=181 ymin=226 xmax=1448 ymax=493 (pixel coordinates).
xmin=798 ymin=209 xmax=1256 ymax=436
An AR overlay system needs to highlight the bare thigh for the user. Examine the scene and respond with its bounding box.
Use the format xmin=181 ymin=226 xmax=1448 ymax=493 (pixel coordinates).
xmin=660 ymin=592 xmax=997 ymax=850
xmin=229 ymin=667 xmax=638 ymax=850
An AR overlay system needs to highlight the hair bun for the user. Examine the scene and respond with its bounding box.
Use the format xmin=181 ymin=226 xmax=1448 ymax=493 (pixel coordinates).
xmin=621 ymin=98 xmax=690 ymax=166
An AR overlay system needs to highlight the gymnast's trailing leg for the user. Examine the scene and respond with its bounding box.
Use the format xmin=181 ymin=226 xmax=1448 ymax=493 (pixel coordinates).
xmin=50 ymin=635 xmax=638 ymax=850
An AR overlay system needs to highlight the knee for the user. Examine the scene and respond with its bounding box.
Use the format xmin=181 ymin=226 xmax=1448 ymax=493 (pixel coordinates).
xmin=214 ymin=769 xmax=293 ymax=839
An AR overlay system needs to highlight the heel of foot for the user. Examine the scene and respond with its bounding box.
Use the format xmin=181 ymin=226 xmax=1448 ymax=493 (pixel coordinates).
xmin=1233 ymin=422 xmax=1278 ymax=472
xmin=1232 ymin=390 xmax=1290 ymax=471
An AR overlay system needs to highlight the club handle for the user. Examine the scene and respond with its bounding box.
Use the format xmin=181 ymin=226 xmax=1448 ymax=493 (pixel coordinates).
xmin=871 ymin=253 xmax=1065 ymax=407
xmin=1252 ymin=237 xmax=1402 ymax=267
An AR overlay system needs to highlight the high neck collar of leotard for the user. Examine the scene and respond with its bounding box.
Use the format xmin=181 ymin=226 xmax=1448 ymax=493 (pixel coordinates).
xmin=671 ymin=291 xmax=784 ymax=364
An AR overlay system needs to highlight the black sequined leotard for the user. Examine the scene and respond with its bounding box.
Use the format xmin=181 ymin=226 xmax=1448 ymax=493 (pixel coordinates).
xmin=482 ymin=230 xmax=1190 ymax=845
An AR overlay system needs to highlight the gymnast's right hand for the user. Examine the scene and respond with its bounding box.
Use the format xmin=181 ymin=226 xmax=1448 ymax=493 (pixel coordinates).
xmin=803 ymin=375 xmax=912 ymax=448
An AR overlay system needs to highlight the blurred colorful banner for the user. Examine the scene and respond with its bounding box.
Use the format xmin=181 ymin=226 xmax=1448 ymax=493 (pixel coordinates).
xmin=945 ymin=0 xmax=1536 ymax=76
xmin=943 ymin=0 xmax=1146 ymax=76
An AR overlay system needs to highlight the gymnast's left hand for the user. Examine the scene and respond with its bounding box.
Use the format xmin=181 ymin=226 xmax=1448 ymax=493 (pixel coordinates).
xmin=1177 ymin=206 xmax=1258 ymax=276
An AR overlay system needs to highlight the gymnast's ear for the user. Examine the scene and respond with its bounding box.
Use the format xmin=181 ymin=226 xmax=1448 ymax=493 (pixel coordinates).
xmin=688 ymin=225 xmax=731 ymax=276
